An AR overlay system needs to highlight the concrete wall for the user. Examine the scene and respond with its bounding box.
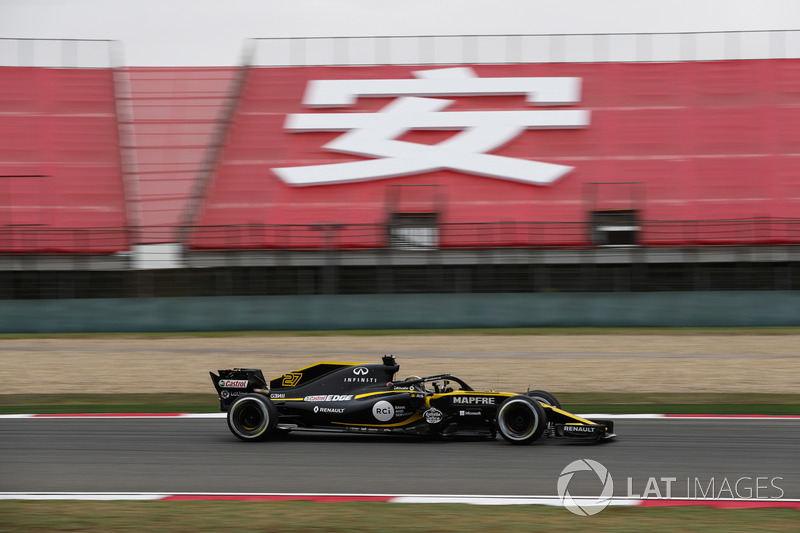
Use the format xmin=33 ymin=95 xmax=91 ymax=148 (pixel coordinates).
xmin=0 ymin=291 xmax=797 ymax=333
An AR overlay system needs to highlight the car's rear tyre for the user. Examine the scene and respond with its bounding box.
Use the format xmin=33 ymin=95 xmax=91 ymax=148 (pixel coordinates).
xmin=526 ymin=389 xmax=561 ymax=409
xmin=227 ymin=394 xmax=278 ymax=441
xmin=496 ymin=395 xmax=547 ymax=445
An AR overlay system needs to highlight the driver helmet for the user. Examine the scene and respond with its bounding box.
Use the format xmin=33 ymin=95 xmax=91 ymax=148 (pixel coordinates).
xmin=404 ymin=376 xmax=425 ymax=393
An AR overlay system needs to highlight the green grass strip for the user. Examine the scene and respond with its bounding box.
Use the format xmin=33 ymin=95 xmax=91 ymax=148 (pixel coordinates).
xmin=0 ymin=502 xmax=798 ymax=533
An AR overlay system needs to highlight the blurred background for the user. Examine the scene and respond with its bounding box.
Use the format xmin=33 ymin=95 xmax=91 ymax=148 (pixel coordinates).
xmin=1 ymin=1 xmax=800 ymax=330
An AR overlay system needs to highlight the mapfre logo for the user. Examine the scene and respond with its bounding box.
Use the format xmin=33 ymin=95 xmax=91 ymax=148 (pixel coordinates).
xmin=274 ymin=67 xmax=589 ymax=187
xmin=452 ymin=395 xmax=496 ymax=405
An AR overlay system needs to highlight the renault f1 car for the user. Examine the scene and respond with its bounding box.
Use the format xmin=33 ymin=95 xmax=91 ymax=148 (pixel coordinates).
xmin=210 ymin=355 xmax=616 ymax=445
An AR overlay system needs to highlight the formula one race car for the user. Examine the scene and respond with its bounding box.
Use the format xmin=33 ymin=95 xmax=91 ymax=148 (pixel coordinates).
xmin=210 ymin=356 xmax=616 ymax=445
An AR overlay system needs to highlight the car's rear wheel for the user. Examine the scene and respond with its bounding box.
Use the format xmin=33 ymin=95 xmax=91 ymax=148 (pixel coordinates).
xmin=496 ymin=396 xmax=546 ymax=445
xmin=227 ymin=394 xmax=278 ymax=441
xmin=526 ymin=389 xmax=561 ymax=409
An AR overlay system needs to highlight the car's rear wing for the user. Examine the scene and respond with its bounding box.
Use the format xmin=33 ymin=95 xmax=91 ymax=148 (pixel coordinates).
xmin=210 ymin=368 xmax=268 ymax=411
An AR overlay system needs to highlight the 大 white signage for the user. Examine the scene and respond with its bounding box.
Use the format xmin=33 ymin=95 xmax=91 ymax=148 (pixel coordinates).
xmin=273 ymin=67 xmax=589 ymax=187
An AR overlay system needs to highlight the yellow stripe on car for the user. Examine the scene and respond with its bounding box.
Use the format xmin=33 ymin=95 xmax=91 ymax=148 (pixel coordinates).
xmin=354 ymin=391 xmax=402 ymax=399
xmin=270 ymin=361 xmax=361 ymax=381
xmin=550 ymin=406 xmax=596 ymax=425
xmin=331 ymin=413 xmax=424 ymax=428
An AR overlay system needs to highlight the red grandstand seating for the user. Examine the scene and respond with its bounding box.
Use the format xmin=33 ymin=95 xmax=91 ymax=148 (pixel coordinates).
xmin=124 ymin=67 xmax=237 ymax=243
xmin=186 ymin=59 xmax=800 ymax=249
xmin=6 ymin=59 xmax=800 ymax=252
xmin=0 ymin=67 xmax=128 ymax=253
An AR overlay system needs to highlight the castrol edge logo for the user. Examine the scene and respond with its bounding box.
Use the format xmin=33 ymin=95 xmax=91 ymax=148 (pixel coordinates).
xmin=218 ymin=379 xmax=248 ymax=388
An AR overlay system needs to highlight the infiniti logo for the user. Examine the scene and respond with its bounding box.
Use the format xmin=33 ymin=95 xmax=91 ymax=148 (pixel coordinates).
xmin=353 ymin=367 xmax=369 ymax=375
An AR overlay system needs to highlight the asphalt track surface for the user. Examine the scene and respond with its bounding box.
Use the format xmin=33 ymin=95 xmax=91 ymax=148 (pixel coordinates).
xmin=1 ymin=418 xmax=798 ymax=499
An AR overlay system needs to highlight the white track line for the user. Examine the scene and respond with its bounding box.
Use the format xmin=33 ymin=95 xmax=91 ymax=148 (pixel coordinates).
xmin=0 ymin=492 xmax=165 ymax=501
xmin=1 ymin=492 xmax=798 ymax=508
xmin=0 ymin=413 xmax=226 ymax=419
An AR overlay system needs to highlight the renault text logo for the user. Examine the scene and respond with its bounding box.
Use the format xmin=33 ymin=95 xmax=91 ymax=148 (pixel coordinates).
xmin=274 ymin=67 xmax=589 ymax=187
xmin=557 ymin=459 xmax=614 ymax=516
xmin=353 ymin=367 xmax=369 ymax=375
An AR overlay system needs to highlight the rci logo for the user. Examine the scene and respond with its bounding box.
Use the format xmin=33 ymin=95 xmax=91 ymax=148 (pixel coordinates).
xmin=372 ymin=400 xmax=394 ymax=422
xmin=281 ymin=372 xmax=303 ymax=387
xmin=557 ymin=459 xmax=614 ymax=516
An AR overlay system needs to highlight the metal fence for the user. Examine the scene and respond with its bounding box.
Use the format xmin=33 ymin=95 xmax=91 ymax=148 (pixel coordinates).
xmin=1 ymin=252 xmax=797 ymax=300
xmin=4 ymin=31 xmax=799 ymax=69
xmin=0 ymin=38 xmax=119 ymax=68
xmin=250 ymin=30 xmax=800 ymax=67
xmin=4 ymin=219 xmax=800 ymax=255
xmin=184 ymin=219 xmax=800 ymax=250
xmin=2 ymin=219 xmax=800 ymax=299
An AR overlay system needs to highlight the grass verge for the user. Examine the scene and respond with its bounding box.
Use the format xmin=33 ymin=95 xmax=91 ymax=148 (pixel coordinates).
xmin=3 ymin=326 xmax=800 ymax=339
xmin=0 ymin=502 xmax=798 ymax=533
xmin=2 ymin=392 xmax=800 ymax=415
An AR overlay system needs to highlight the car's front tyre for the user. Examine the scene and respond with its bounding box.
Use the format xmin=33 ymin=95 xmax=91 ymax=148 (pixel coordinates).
xmin=496 ymin=396 xmax=546 ymax=445
xmin=227 ymin=394 xmax=278 ymax=441
xmin=526 ymin=389 xmax=561 ymax=409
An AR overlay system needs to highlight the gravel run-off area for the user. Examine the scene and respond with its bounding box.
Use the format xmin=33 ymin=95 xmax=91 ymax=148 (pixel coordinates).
xmin=2 ymin=334 xmax=799 ymax=395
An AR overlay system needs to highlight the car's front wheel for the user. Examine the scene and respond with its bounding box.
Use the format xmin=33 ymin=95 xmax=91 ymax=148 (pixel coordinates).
xmin=496 ymin=396 xmax=546 ymax=445
xmin=227 ymin=394 xmax=278 ymax=441
xmin=526 ymin=389 xmax=561 ymax=409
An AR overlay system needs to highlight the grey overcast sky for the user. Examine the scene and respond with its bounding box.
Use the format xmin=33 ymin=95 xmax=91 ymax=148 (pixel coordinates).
xmin=1 ymin=0 xmax=799 ymax=65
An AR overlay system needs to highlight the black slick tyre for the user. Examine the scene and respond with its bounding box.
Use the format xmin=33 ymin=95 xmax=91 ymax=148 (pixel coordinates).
xmin=526 ymin=389 xmax=561 ymax=409
xmin=227 ymin=393 xmax=278 ymax=441
xmin=496 ymin=395 xmax=546 ymax=445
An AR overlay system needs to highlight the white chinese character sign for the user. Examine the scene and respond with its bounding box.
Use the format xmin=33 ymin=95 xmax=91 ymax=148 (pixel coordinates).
xmin=273 ymin=67 xmax=590 ymax=187
xmin=186 ymin=60 xmax=795 ymax=249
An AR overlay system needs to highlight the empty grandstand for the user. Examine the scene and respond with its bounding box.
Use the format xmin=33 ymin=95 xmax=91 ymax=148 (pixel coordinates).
xmin=2 ymin=32 xmax=800 ymax=302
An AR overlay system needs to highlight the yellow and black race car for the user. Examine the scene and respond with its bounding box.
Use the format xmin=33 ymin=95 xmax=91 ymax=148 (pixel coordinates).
xmin=210 ymin=355 xmax=616 ymax=445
